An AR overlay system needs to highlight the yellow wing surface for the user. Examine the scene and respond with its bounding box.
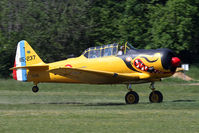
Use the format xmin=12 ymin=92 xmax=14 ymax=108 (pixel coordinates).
xmin=49 ymin=67 xmax=150 ymax=84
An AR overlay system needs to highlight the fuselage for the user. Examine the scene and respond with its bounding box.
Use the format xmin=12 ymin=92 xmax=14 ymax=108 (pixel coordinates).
xmin=27 ymin=48 xmax=177 ymax=84
xmin=12 ymin=41 xmax=180 ymax=85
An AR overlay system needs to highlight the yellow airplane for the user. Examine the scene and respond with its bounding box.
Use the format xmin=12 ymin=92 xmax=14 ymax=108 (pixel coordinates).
xmin=10 ymin=40 xmax=181 ymax=104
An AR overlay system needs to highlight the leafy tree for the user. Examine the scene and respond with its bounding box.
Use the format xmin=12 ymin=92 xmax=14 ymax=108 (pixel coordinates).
xmin=0 ymin=0 xmax=199 ymax=77
xmin=0 ymin=0 xmax=93 ymax=77
xmin=89 ymin=0 xmax=126 ymax=46
xmin=146 ymin=0 xmax=197 ymax=53
xmin=119 ymin=0 xmax=149 ymax=48
xmin=189 ymin=0 xmax=199 ymax=55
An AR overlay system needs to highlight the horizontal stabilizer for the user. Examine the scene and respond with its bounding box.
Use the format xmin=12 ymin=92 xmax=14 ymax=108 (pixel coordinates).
xmin=10 ymin=64 xmax=49 ymax=70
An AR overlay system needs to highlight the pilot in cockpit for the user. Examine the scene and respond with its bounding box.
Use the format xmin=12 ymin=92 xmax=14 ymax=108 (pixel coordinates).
xmin=117 ymin=46 xmax=125 ymax=55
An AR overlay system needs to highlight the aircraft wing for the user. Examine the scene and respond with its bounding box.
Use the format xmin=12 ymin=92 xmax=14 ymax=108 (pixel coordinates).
xmin=48 ymin=67 xmax=150 ymax=84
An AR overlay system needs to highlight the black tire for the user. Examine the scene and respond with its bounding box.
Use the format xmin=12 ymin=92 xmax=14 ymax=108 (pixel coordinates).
xmin=149 ymin=90 xmax=163 ymax=103
xmin=32 ymin=86 xmax=39 ymax=93
xmin=125 ymin=91 xmax=139 ymax=104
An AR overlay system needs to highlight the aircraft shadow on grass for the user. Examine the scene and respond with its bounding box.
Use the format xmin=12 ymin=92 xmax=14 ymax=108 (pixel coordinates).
xmin=30 ymin=99 xmax=196 ymax=106
xmin=31 ymin=102 xmax=126 ymax=106
xmin=171 ymin=100 xmax=196 ymax=103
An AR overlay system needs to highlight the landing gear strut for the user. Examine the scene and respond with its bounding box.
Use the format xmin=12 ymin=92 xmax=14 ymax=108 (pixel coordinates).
xmin=124 ymin=82 xmax=163 ymax=104
xmin=125 ymin=84 xmax=139 ymax=104
xmin=149 ymin=82 xmax=163 ymax=103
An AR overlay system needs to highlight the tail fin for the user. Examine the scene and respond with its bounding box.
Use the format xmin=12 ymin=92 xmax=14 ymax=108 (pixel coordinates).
xmin=13 ymin=40 xmax=45 ymax=81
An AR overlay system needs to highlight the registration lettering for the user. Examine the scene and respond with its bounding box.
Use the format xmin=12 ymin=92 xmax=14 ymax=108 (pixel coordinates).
xmin=26 ymin=55 xmax=36 ymax=61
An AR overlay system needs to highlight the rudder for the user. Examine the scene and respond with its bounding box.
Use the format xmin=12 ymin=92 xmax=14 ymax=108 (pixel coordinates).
xmin=13 ymin=40 xmax=45 ymax=81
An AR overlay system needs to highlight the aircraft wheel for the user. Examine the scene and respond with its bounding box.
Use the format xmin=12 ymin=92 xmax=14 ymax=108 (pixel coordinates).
xmin=32 ymin=86 xmax=39 ymax=93
xmin=149 ymin=91 xmax=163 ymax=103
xmin=125 ymin=91 xmax=139 ymax=104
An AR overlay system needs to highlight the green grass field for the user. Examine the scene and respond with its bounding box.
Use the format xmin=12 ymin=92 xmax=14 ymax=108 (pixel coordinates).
xmin=187 ymin=63 xmax=199 ymax=80
xmin=0 ymin=79 xmax=199 ymax=133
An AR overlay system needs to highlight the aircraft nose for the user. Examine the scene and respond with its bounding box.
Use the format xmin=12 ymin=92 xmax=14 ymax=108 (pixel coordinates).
xmin=160 ymin=49 xmax=181 ymax=72
xmin=171 ymin=57 xmax=181 ymax=67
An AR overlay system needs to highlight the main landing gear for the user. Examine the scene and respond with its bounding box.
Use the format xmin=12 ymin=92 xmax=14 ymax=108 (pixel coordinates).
xmin=32 ymin=82 xmax=39 ymax=93
xmin=125 ymin=84 xmax=139 ymax=104
xmin=149 ymin=82 xmax=163 ymax=103
xmin=125 ymin=82 xmax=163 ymax=104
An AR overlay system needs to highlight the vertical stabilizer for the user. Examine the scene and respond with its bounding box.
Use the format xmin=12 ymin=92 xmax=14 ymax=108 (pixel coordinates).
xmin=13 ymin=40 xmax=44 ymax=81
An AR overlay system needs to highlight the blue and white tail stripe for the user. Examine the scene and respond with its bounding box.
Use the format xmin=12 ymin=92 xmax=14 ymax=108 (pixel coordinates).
xmin=15 ymin=40 xmax=27 ymax=81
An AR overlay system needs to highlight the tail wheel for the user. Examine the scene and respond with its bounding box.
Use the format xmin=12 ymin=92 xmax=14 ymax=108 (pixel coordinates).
xmin=149 ymin=91 xmax=163 ymax=103
xmin=125 ymin=91 xmax=139 ymax=104
xmin=32 ymin=86 xmax=39 ymax=93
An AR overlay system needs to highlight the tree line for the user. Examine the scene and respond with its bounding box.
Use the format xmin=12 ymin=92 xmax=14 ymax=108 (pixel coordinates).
xmin=0 ymin=0 xmax=199 ymax=78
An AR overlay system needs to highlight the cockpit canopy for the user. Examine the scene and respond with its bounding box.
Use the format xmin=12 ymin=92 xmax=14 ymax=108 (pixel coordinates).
xmin=82 ymin=42 xmax=136 ymax=58
xmin=82 ymin=43 xmax=118 ymax=58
